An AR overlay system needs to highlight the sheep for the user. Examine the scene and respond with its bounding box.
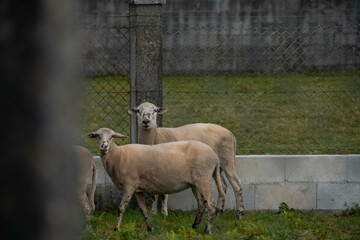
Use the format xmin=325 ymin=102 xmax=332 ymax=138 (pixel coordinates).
xmin=127 ymin=102 xmax=244 ymax=219
xmin=87 ymin=127 xmax=226 ymax=234
xmin=74 ymin=145 xmax=97 ymax=215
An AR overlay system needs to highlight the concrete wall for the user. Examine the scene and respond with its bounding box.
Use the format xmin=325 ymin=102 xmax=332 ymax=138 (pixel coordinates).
xmin=78 ymin=0 xmax=360 ymax=76
xmin=90 ymin=155 xmax=360 ymax=211
xmin=77 ymin=0 xmax=130 ymax=76
xmin=162 ymin=0 xmax=360 ymax=75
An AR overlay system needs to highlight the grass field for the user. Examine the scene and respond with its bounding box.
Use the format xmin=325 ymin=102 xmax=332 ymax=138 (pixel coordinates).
xmin=80 ymin=205 xmax=360 ymax=240
xmin=78 ymin=71 xmax=360 ymax=154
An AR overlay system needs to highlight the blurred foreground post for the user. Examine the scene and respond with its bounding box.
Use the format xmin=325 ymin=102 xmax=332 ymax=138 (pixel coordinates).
xmin=0 ymin=0 xmax=80 ymax=239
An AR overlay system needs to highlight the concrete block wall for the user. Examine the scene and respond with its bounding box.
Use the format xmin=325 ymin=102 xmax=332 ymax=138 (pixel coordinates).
xmin=91 ymin=155 xmax=360 ymax=211
xmin=80 ymin=0 xmax=360 ymax=76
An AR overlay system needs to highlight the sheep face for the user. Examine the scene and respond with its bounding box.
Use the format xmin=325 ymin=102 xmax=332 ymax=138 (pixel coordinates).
xmin=127 ymin=102 xmax=168 ymax=129
xmin=87 ymin=128 xmax=126 ymax=153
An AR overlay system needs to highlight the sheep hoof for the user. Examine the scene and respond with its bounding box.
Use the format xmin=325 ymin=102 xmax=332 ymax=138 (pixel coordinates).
xmin=192 ymin=223 xmax=200 ymax=230
xmin=147 ymin=226 xmax=152 ymax=232
xmin=203 ymin=228 xmax=211 ymax=235
xmin=114 ymin=227 xmax=118 ymax=232
xmin=215 ymin=208 xmax=223 ymax=216
xmin=236 ymin=210 xmax=244 ymax=220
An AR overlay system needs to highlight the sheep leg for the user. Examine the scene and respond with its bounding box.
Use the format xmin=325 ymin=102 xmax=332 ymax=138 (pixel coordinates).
xmin=198 ymin=186 xmax=216 ymax=235
xmin=215 ymin=170 xmax=227 ymax=216
xmin=191 ymin=187 xmax=205 ymax=230
xmin=151 ymin=194 xmax=158 ymax=215
xmin=80 ymin=193 xmax=92 ymax=216
xmin=160 ymin=194 xmax=169 ymax=216
xmin=134 ymin=193 xmax=153 ymax=232
xmin=115 ymin=189 xmax=134 ymax=231
xmin=223 ymin=169 xmax=244 ymax=219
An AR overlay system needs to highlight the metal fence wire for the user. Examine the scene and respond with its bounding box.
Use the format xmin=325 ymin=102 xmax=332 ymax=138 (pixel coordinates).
xmin=78 ymin=13 xmax=360 ymax=155
xmin=77 ymin=16 xmax=131 ymax=153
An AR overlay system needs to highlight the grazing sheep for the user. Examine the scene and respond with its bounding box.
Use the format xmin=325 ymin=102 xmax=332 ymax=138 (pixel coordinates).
xmin=127 ymin=102 xmax=244 ymax=219
xmin=74 ymin=145 xmax=97 ymax=215
xmin=88 ymin=127 xmax=225 ymax=234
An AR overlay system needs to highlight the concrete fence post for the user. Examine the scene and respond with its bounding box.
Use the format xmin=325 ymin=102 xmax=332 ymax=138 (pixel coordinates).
xmin=129 ymin=0 xmax=166 ymax=143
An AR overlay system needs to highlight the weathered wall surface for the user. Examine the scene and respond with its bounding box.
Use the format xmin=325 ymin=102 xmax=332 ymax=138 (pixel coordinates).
xmin=79 ymin=0 xmax=360 ymax=76
xmin=90 ymin=155 xmax=360 ymax=211
xmin=78 ymin=0 xmax=130 ymax=76
xmin=162 ymin=0 xmax=360 ymax=75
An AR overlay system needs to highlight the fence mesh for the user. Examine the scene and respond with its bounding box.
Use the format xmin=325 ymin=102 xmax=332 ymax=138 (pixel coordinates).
xmin=77 ymin=11 xmax=359 ymax=155
xmin=77 ymin=15 xmax=131 ymax=153
xmin=162 ymin=19 xmax=360 ymax=154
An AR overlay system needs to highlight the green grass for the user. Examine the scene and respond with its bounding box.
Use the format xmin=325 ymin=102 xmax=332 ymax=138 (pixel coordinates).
xmin=78 ymin=71 xmax=360 ymax=154
xmin=80 ymin=207 xmax=360 ymax=240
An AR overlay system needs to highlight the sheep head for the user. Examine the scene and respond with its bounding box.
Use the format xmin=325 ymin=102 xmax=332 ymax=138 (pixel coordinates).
xmin=126 ymin=102 xmax=168 ymax=129
xmin=87 ymin=128 xmax=127 ymax=153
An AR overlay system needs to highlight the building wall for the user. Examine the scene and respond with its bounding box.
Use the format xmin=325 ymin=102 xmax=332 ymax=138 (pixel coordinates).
xmin=162 ymin=0 xmax=360 ymax=75
xmin=78 ymin=0 xmax=360 ymax=76
xmin=90 ymin=155 xmax=360 ymax=211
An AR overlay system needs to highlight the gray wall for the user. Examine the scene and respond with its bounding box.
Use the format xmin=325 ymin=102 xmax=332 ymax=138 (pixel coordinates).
xmin=78 ymin=0 xmax=360 ymax=76
xmin=90 ymin=155 xmax=360 ymax=211
xmin=78 ymin=0 xmax=130 ymax=76
xmin=162 ymin=0 xmax=360 ymax=75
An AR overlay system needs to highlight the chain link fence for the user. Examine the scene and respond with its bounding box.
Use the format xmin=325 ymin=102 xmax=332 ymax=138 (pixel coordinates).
xmin=162 ymin=17 xmax=360 ymax=154
xmin=77 ymin=7 xmax=359 ymax=154
xmin=77 ymin=13 xmax=131 ymax=153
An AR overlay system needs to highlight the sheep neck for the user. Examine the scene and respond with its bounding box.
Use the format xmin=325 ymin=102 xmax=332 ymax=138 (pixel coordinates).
xmin=138 ymin=125 xmax=158 ymax=145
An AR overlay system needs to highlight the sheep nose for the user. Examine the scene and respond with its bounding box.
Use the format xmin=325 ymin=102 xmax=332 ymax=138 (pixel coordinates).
xmin=142 ymin=119 xmax=150 ymax=124
xmin=101 ymin=141 xmax=108 ymax=148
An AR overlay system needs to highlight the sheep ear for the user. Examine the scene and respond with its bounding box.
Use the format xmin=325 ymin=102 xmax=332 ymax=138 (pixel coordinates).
xmin=87 ymin=132 xmax=99 ymax=138
xmin=126 ymin=108 xmax=139 ymax=115
xmin=112 ymin=132 xmax=127 ymax=138
xmin=155 ymin=107 xmax=168 ymax=115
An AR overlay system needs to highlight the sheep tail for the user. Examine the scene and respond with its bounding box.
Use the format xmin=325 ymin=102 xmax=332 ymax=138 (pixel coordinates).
xmin=214 ymin=163 xmax=226 ymax=199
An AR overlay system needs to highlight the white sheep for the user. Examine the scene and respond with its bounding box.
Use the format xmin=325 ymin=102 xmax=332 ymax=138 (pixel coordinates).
xmin=88 ymin=127 xmax=225 ymax=234
xmin=74 ymin=145 xmax=97 ymax=215
xmin=127 ymin=102 xmax=244 ymax=219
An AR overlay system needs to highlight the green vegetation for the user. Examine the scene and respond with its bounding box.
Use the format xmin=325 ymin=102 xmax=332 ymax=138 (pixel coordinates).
xmin=79 ymin=71 xmax=360 ymax=154
xmin=344 ymin=202 xmax=360 ymax=217
xmin=80 ymin=205 xmax=360 ymax=239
